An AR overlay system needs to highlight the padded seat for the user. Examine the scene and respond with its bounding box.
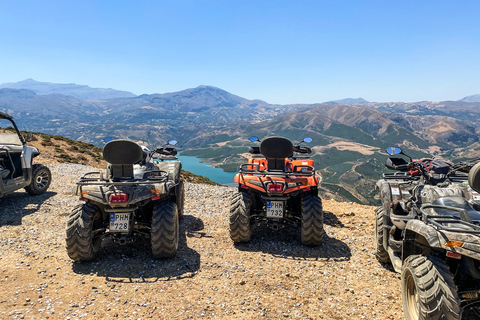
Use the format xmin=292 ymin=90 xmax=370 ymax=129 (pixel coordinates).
xmin=429 ymin=197 xmax=480 ymax=222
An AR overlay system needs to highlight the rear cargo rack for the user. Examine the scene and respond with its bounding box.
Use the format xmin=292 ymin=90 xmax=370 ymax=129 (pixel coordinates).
xmin=77 ymin=170 xmax=169 ymax=186
xmin=238 ymin=163 xmax=315 ymax=177
xmin=420 ymin=204 xmax=480 ymax=234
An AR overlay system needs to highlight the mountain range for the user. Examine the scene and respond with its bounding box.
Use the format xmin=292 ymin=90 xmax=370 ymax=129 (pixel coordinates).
xmin=0 ymin=78 xmax=136 ymax=100
xmin=1 ymin=79 xmax=480 ymax=204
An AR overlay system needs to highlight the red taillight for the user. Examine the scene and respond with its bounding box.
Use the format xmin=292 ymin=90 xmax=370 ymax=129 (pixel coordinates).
xmin=109 ymin=193 xmax=129 ymax=203
xmin=267 ymin=183 xmax=284 ymax=193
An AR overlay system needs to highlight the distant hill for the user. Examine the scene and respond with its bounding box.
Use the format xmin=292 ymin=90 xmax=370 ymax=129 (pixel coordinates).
xmin=322 ymin=97 xmax=369 ymax=105
xmin=458 ymin=94 xmax=480 ymax=103
xmin=0 ymin=85 xmax=304 ymax=146
xmin=0 ymin=78 xmax=136 ymax=100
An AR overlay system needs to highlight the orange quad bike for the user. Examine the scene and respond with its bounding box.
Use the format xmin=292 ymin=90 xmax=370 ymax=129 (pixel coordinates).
xmin=229 ymin=136 xmax=323 ymax=246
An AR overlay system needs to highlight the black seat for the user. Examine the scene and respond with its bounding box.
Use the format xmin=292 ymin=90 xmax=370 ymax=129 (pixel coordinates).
xmin=430 ymin=197 xmax=480 ymax=222
xmin=103 ymin=140 xmax=143 ymax=180
xmin=260 ymin=137 xmax=293 ymax=172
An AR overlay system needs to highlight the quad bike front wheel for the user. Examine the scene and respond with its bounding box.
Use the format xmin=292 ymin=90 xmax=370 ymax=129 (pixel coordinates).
xmin=374 ymin=207 xmax=390 ymax=263
xmin=65 ymin=203 xmax=103 ymax=262
xmin=401 ymin=255 xmax=461 ymax=320
xmin=301 ymin=194 xmax=324 ymax=246
xmin=25 ymin=164 xmax=51 ymax=195
xmin=229 ymin=191 xmax=252 ymax=243
xmin=151 ymin=202 xmax=179 ymax=258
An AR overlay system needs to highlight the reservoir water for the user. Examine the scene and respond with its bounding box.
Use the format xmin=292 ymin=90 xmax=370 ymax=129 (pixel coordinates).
xmin=176 ymin=155 xmax=237 ymax=185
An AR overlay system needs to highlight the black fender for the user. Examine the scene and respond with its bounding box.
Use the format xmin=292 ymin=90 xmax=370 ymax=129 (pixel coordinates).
xmin=156 ymin=161 xmax=182 ymax=184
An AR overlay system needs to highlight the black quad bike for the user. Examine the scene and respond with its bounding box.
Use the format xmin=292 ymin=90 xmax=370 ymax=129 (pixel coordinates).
xmin=0 ymin=112 xmax=51 ymax=198
xmin=66 ymin=138 xmax=184 ymax=261
xmin=229 ymin=136 xmax=323 ymax=246
xmin=375 ymin=146 xmax=480 ymax=319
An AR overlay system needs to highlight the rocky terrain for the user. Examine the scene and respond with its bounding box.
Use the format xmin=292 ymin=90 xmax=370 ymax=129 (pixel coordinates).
xmin=0 ymin=163 xmax=409 ymax=320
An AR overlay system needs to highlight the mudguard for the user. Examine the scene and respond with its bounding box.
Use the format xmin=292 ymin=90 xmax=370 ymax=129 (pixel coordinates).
xmin=156 ymin=161 xmax=182 ymax=183
xmin=404 ymin=220 xmax=442 ymax=248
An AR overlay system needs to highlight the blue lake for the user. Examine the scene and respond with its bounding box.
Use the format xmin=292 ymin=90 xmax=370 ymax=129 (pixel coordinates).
xmin=176 ymin=155 xmax=237 ymax=185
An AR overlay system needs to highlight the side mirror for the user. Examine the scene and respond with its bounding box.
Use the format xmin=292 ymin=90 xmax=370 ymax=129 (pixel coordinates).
xmin=303 ymin=137 xmax=313 ymax=144
xmin=386 ymin=147 xmax=402 ymax=156
xmin=469 ymin=163 xmax=480 ymax=193
xmin=249 ymin=136 xmax=259 ymax=142
xmin=168 ymin=139 xmax=178 ymax=146
xmin=26 ymin=133 xmax=33 ymax=141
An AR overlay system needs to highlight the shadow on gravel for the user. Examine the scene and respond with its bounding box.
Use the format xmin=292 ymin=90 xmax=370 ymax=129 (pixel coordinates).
xmin=0 ymin=191 xmax=56 ymax=226
xmin=71 ymin=215 xmax=202 ymax=282
xmin=234 ymin=224 xmax=351 ymax=261
xmin=324 ymin=210 xmax=347 ymax=228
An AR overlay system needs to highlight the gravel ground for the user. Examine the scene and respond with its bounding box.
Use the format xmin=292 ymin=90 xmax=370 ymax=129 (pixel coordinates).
xmin=0 ymin=163 xmax=406 ymax=319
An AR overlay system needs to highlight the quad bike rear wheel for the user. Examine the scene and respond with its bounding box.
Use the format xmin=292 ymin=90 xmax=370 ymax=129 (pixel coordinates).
xmin=374 ymin=207 xmax=390 ymax=263
xmin=229 ymin=191 xmax=252 ymax=243
xmin=300 ymin=194 xmax=324 ymax=246
xmin=176 ymin=180 xmax=185 ymax=218
xmin=65 ymin=203 xmax=103 ymax=262
xmin=401 ymin=255 xmax=461 ymax=320
xmin=151 ymin=202 xmax=179 ymax=258
xmin=25 ymin=164 xmax=51 ymax=195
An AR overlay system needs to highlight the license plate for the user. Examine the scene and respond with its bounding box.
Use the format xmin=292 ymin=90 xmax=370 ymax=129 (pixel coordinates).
xmin=109 ymin=213 xmax=130 ymax=232
xmin=266 ymin=201 xmax=284 ymax=218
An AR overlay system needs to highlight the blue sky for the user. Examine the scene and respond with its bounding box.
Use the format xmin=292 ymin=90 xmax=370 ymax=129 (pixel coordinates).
xmin=1 ymin=1 xmax=479 ymax=104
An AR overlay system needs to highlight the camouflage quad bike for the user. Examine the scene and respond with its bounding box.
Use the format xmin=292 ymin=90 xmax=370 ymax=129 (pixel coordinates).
xmin=66 ymin=138 xmax=184 ymax=261
xmin=375 ymin=146 xmax=480 ymax=319
xmin=0 ymin=112 xmax=51 ymax=198
xmin=229 ymin=136 xmax=323 ymax=246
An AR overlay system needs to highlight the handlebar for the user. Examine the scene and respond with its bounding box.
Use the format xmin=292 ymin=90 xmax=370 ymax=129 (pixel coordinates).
xmin=152 ymin=147 xmax=177 ymax=156
xmin=293 ymin=146 xmax=311 ymax=154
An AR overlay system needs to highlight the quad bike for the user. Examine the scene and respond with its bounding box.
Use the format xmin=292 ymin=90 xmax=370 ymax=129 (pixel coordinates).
xmin=375 ymin=146 xmax=480 ymax=319
xmin=0 ymin=112 xmax=51 ymax=198
xmin=66 ymin=138 xmax=184 ymax=261
xmin=229 ymin=136 xmax=323 ymax=246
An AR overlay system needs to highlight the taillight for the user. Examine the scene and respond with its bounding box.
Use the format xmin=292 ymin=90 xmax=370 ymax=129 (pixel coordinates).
xmin=109 ymin=193 xmax=128 ymax=203
xmin=267 ymin=183 xmax=284 ymax=193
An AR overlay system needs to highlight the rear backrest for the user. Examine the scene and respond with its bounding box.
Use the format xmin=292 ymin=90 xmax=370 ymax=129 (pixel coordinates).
xmin=103 ymin=140 xmax=143 ymax=180
xmin=260 ymin=137 xmax=293 ymax=172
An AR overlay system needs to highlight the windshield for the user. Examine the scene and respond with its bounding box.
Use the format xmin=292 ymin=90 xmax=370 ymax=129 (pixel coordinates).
xmin=0 ymin=119 xmax=22 ymax=145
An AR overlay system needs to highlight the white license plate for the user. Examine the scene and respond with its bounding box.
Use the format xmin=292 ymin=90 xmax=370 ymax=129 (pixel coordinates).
xmin=109 ymin=213 xmax=130 ymax=232
xmin=266 ymin=201 xmax=284 ymax=218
